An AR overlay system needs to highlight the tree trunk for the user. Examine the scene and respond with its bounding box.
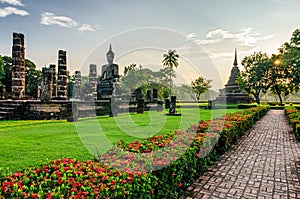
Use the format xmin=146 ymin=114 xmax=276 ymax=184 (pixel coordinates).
xmin=275 ymin=86 xmax=283 ymax=105
xmin=278 ymin=92 xmax=283 ymax=105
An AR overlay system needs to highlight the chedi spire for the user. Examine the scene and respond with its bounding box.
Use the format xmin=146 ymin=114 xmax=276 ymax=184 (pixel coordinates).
xmin=233 ymin=48 xmax=238 ymax=66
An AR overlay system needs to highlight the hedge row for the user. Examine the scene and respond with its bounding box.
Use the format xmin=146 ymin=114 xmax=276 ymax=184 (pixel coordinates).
xmin=0 ymin=106 xmax=269 ymax=198
xmin=101 ymin=106 xmax=270 ymax=198
xmin=285 ymin=106 xmax=300 ymax=141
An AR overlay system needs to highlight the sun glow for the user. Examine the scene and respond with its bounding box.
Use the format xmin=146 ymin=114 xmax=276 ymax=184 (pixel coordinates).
xmin=274 ymin=59 xmax=281 ymax=66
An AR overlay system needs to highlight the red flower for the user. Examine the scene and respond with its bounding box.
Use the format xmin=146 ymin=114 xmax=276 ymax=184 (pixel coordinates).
xmin=110 ymin=180 xmax=117 ymax=185
xmin=13 ymin=172 xmax=23 ymax=178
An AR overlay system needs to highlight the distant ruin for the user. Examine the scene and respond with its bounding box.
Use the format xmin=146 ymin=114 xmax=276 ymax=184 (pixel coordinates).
xmin=11 ymin=33 xmax=26 ymax=100
xmin=0 ymin=34 xmax=162 ymax=120
xmin=213 ymin=49 xmax=253 ymax=105
xmin=40 ymin=67 xmax=53 ymax=102
xmin=57 ymin=50 xmax=68 ymax=100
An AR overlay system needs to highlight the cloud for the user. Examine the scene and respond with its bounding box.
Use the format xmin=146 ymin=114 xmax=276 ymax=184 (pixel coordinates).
xmin=78 ymin=24 xmax=95 ymax=32
xmin=40 ymin=12 xmax=78 ymax=28
xmin=40 ymin=12 xmax=97 ymax=32
xmin=186 ymin=32 xmax=197 ymax=40
xmin=0 ymin=0 xmax=24 ymax=6
xmin=195 ymin=38 xmax=222 ymax=45
xmin=195 ymin=28 xmax=274 ymax=47
xmin=0 ymin=6 xmax=28 ymax=17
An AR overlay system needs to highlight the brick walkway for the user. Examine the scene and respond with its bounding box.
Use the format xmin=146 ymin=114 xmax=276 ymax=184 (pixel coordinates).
xmin=181 ymin=110 xmax=300 ymax=199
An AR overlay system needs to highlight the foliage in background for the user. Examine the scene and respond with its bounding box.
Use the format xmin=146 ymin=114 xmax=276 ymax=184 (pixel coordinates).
xmin=267 ymin=54 xmax=291 ymax=105
xmin=191 ymin=76 xmax=212 ymax=102
xmin=279 ymin=29 xmax=300 ymax=93
xmin=0 ymin=56 xmax=5 ymax=88
xmin=25 ymin=59 xmax=42 ymax=98
xmin=239 ymin=29 xmax=300 ymax=104
xmin=239 ymin=52 xmax=271 ymax=104
xmin=121 ymin=63 xmax=172 ymax=99
xmin=0 ymin=55 xmax=42 ymax=98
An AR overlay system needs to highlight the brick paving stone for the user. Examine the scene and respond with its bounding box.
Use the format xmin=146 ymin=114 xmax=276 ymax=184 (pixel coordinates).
xmin=181 ymin=110 xmax=300 ymax=198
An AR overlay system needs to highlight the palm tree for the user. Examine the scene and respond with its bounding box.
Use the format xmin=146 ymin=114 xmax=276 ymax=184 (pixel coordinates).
xmin=162 ymin=50 xmax=179 ymax=94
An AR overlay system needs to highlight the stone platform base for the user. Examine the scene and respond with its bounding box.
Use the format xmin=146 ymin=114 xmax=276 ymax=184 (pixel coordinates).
xmin=165 ymin=113 xmax=182 ymax=116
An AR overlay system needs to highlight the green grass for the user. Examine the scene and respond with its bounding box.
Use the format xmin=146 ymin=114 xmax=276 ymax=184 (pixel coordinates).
xmin=0 ymin=108 xmax=240 ymax=173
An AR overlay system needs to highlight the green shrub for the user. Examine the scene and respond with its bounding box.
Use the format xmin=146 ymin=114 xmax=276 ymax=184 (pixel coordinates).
xmin=285 ymin=106 xmax=300 ymax=141
xmin=296 ymin=124 xmax=300 ymax=141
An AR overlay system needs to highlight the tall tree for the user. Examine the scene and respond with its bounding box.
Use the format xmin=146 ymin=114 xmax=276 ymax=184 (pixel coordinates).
xmin=238 ymin=52 xmax=271 ymax=104
xmin=267 ymin=54 xmax=291 ymax=105
xmin=191 ymin=76 xmax=212 ymax=103
xmin=278 ymin=29 xmax=300 ymax=92
xmin=162 ymin=50 xmax=179 ymax=93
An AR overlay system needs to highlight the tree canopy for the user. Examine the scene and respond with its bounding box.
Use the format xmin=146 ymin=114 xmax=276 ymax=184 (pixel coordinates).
xmin=238 ymin=29 xmax=300 ymax=104
xmin=0 ymin=55 xmax=41 ymax=98
xmin=121 ymin=63 xmax=174 ymax=99
xmin=238 ymin=52 xmax=271 ymax=104
xmin=191 ymin=76 xmax=212 ymax=103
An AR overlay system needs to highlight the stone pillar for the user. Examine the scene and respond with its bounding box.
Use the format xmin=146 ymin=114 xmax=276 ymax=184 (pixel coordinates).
xmin=67 ymin=103 xmax=78 ymax=122
xmin=137 ymin=99 xmax=144 ymax=114
xmin=74 ymin=71 xmax=81 ymax=99
xmin=157 ymin=101 xmax=163 ymax=112
xmin=49 ymin=64 xmax=57 ymax=99
xmin=109 ymin=96 xmax=119 ymax=117
xmin=40 ymin=67 xmax=53 ymax=102
xmin=169 ymin=95 xmax=176 ymax=114
xmin=136 ymin=88 xmax=142 ymax=100
xmin=89 ymin=64 xmax=97 ymax=100
xmin=57 ymin=50 xmax=68 ymax=100
xmin=146 ymin=90 xmax=152 ymax=101
xmin=153 ymin=89 xmax=158 ymax=100
xmin=165 ymin=99 xmax=170 ymax=109
xmin=11 ymin=33 xmax=26 ymax=100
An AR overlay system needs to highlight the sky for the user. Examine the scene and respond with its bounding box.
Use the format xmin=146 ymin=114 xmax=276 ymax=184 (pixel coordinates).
xmin=0 ymin=0 xmax=300 ymax=89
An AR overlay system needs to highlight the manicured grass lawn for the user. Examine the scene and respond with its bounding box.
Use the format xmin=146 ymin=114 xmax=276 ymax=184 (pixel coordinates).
xmin=0 ymin=108 xmax=240 ymax=174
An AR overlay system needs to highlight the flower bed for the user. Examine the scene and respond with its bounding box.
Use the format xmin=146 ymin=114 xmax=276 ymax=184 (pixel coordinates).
xmin=0 ymin=106 xmax=269 ymax=198
xmin=0 ymin=158 xmax=158 ymax=199
xmin=285 ymin=106 xmax=300 ymax=141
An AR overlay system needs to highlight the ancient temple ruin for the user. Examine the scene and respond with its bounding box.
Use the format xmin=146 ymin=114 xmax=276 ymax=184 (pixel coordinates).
xmin=11 ymin=33 xmax=26 ymax=100
xmin=40 ymin=67 xmax=53 ymax=102
xmin=49 ymin=64 xmax=57 ymax=98
xmin=89 ymin=64 xmax=97 ymax=100
xmin=0 ymin=37 xmax=163 ymax=120
xmin=57 ymin=50 xmax=68 ymax=100
xmin=97 ymin=44 xmax=121 ymax=99
xmin=74 ymin=71 xmax=81 ymax=99
xmin=214 ymin=49 xmax=253 ymax=104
